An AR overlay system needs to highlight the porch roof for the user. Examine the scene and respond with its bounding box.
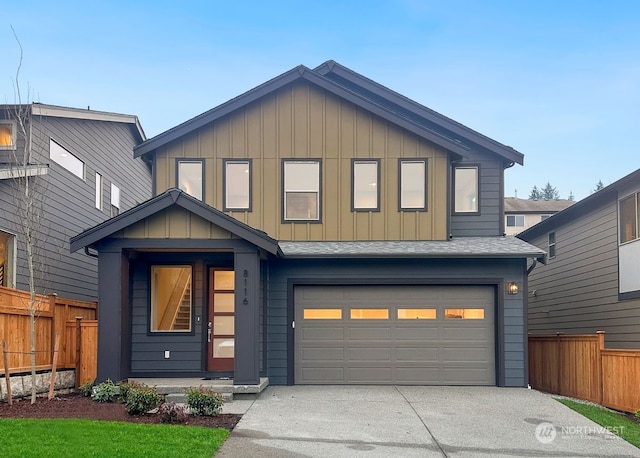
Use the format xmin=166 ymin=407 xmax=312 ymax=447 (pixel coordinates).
xmin=70 ymin=188 xmax=281 ymax=255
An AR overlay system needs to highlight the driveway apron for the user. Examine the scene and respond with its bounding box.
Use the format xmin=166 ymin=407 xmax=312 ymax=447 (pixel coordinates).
xmin=216 ymin=386 xmax=640 ymax=457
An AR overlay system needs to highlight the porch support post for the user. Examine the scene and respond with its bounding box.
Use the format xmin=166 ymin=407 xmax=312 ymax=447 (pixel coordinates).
xmin=233 ymin=248 xmax=260 ymax=384
xmin=96 ymin=247 xmax=129 ymax=382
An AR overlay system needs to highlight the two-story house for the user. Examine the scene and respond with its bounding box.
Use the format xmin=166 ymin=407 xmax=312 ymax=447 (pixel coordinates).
xmin=0 ymin=103 xmax=151 ymax=301
xmin=71 ymin=61 xmax=544 ymax=387
xmin=504 ymin=197 xmax=575 ymax=235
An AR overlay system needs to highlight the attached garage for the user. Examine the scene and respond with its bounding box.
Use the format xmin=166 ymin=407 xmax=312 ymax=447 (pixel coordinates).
xmin=294 ymin=285 xmax=496 ymax=385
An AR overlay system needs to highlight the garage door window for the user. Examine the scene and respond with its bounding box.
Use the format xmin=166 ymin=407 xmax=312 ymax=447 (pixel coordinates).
xmin=304 ymin=309 xmax=342 ymax=319
xmin=350 ymin=309 xmax=389 ymax=319
xmin=397 ymin=308 xmax=436 ymax=319
xmin=445 ymin=308 xmax=485 ymax=319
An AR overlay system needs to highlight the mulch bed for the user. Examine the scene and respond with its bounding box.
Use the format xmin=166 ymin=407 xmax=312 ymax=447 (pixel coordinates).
xmin=0 ymin=394 xmax=241 ymax=430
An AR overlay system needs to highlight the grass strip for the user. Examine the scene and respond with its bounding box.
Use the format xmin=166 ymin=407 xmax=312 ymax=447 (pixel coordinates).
xmin=0 ymin=418 xmax=229 ymax=457
xmin=558 ymin=398 xmax=640 ymax=449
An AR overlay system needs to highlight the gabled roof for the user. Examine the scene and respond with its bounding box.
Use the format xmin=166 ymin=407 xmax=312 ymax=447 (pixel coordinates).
xmin=70 ymin=188 xmax=280 ymax=255
xmin=315 ymin=60 xmax=523 ymax=166
xmin=280 ymin=237 xmax=545 ymax=262
xmin=518 ymin=168 xmax=640 ymax=241
xmin=133 ymin=61 xmax=522 ymax=165
xmin=1 ymin=103 xmax=146 ymax=143
xmin=504 ymin=197 xmax=575 ymax=213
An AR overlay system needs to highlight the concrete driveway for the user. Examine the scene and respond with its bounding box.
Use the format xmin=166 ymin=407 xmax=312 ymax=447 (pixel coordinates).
xmin=217 ymin=386 xmax=639 ymax=457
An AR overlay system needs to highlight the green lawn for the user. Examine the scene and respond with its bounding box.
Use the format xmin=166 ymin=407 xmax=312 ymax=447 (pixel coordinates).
xmin=558 ymin=399 xmax=640 ymax=449
xmin=0 ymin=418 xmax=229 ymax=457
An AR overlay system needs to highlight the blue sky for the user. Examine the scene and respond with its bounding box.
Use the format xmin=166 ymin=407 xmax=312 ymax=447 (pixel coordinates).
xmin=2 ymin=1 xmax=639 ymax=200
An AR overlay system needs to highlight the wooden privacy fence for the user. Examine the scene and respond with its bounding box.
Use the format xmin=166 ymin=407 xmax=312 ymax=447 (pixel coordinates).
xmin=529 ymin=331 xmax=640 ymax=413
xmin=0 ymin=286 xmax=98 ymax=386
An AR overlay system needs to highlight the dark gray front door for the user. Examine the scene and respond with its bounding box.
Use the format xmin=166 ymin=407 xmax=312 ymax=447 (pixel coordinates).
xmin=294 ymin=285 xmax=495 ymax=385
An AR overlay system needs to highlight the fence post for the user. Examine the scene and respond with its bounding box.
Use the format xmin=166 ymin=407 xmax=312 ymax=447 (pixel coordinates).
xmin=596 ymin=330 xmax=605 ymax=405
xmin=556 ymin=332 xmax=563 ymax=395
xmin=75 ymin=317 xmax=83 ymax=389
xmin=48 ymin=293 xmax=58 ymax=363
xmin=2 ymin=340 xmax=12 ymax=406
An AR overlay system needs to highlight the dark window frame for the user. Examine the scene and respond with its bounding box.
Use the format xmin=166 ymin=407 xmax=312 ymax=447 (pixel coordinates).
xmin=223 ymin=159 xmax=252 ymax=212
xmin=175 ymin=158 xmax=205 ymax=201
xmin=452 ymin=164 xmax=481 ymax=215
xmin=0 ymin=120 xmax=17 ymax=150
xmin=506 ymin=214 xmax=525 ymax=227
xmin=147 ymin=263 xmax=196 ymax=335
xmin=351 ymin=159 xmax=381 ymax=212
xmin=281 ymin=159 xmax=323 ymax=223
xmin=619 ymin=191 xmax=639 ymax=245
xmin=398 ymin=158 xmax=428 ymax=212
xmin=548 ymin=231 xmax=556 ymax=259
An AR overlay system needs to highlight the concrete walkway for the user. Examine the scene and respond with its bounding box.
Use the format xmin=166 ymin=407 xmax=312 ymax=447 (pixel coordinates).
xmin=217 ymin=386 xmax=640 ymax=457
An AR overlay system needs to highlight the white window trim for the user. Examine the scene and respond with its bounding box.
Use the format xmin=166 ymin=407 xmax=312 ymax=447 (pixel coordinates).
xmin=0 ymin=120 xmax=17 ymax=150
xmin=506 ymin=214 xmax=525 ymax=227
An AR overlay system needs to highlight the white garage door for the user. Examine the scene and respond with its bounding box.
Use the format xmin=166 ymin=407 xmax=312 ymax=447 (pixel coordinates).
xmin=295 ymin=285 xmax=495 ymax=385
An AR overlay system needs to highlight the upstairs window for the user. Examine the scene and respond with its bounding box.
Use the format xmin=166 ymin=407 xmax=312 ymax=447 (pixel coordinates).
xmin=453 ymin=165 xmax=479 ymax=213
xmin=111 ymin=183 xmax=120 ymax=217
xmin=548 ymin=232 xmax=556 ymax=259
xmin=283 ymin=160 xmax=321 ymax=221
xmin=620 ymin=192 xmax=639 ymax=244
xmin=50 ymin=139 xmax=84 ymax=179
xmin=95 ymin=172 xmax=103 ymax=210
xmin=399 ymin=159 xmax=427 ymax=210
xmin=177 ymin=160 xmax=203 ymax=200
xmin=224 ymin=159 xmax=251 ymax=211
xmin=0 ymin=230 xmax=15 ymax=288
xmin=0 ymin=121 xmax=16 ymax=150
xmin=506 ymin=215 xmax=525 ymax=227
xmin=541 ymin=214 xmax=552 ymax=221
xmin=352 ymin=160 xmax=379 ymax=211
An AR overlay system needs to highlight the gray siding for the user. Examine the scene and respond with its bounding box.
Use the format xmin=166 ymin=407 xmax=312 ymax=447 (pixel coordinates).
xmin=0 ymin=112 xmax=151 ymax=301
xmin=267 ymin=257 xmax=527 ymax=387
xmin=526 ymin=198 xmax=640 ymax=348
xmin=451 ymin=151 xmax=504 ymax=237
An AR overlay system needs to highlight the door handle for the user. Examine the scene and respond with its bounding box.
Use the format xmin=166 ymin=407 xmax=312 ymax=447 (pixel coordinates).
xmin=207 ymin=329 xmax=212 ymax=343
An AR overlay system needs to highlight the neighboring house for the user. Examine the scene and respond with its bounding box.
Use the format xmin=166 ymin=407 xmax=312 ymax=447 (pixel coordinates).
xmin=71 ymin=61 xmax=545 ymax=387
xmin=518 ymin=168 xmax=640 ymax=348
xmin=0 ymin=104 xmax=151 ymax=301
xmin=504 ymin=197 xmax=575 ymax=235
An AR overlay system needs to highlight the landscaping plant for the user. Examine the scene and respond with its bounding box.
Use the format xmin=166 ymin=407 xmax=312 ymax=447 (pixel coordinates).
xmin=124 ymin=383 xmax=162 ymax=415
xmin=185 ymin=386 xmax=224 ymax=416
xmin=91 ymin=379 xmax=117 ymax=403
xmin=79 ymin=380 xmax=94 ymax=397
xmin=158 ymin=402 xmax=188 ymax=424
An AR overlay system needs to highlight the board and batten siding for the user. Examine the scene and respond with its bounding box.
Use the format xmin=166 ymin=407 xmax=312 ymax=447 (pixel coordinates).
xmin=450 ymin=149 xmax=504 ymax=237
xmin=0 ymin=114 xmax=151 ymax=301
xmin=526 ymin=198 xmax=640 ymax=348
xmin=153 ymin=81 xmax=449 ymax=242
xmin=267 ymin=258 xmax=527 ymax=387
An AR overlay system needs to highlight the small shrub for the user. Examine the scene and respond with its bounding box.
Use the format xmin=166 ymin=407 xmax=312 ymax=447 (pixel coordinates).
xmin=125 ymin=384 xmax=162 ymax=415
xmin=79 ymin=381 xmax=94 ymax=397
xmin=92 ymin=379 xmax=116 ymax=403
xmin=117 ymin=380 xmax=146 ymax=402
xmin=185 ymin=386 xmax=224 ymax=416
xmin=158 ymin=402 xmax=188 ymax=424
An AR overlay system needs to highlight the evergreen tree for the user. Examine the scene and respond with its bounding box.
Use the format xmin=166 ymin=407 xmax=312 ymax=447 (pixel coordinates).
xmin=594 ymin=180 xmax=604 ymax=192
xmin=529 ymin=185 xmax=543 ymax=200
xmin=568 ymin=191 xmax=575 ymax=201
xmin=541 ymin=182 xmax=560 ymax=200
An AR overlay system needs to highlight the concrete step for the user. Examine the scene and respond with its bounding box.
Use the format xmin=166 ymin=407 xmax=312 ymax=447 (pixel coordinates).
xmin=129 ymin=377 xmax=269 ymax=403
xmin=164 ymin=392 xmax=233 ymax=404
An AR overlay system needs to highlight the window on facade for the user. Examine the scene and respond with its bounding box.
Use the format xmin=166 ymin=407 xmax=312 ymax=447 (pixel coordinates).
xmin=150 ymin=266 xmax=192 ymax=332
xmin=224 ymin=160 xmax=251 ymax=210
xmin=445 ymin=308 xmax=485 ymax=319
xmin=0 ymin=121 xmax=16 ymax=150
xmin=454 ymin=166 xmax=478 ymax=213
xmin=111 ymin=183 xmax=120 ymax=217
xmin=283 ymin=160 xmax=320 ymax=221
xmin=399 ymin=160 xmax=427 ymax=210
xmin=177 ymin=160 xmax=203 ymax=200
xmin=620 ymin=193 xmax=639 ymax=244
xmin=50 ymin=139 xmax=84 ymax=179
xmin=506 ymin=215 xmax=525 ymax=227
xmin=541 ymin=214 xmax=551 ymax=222
xmin=0 ymin=230 xmax=15 ymax=288
xmin=352 ymin=160 xmax=379 ymax=210
xmin=95 ymin=173 xmax=103 ymax=210
xmin=548 ymin=231 xmax=556 ymax=258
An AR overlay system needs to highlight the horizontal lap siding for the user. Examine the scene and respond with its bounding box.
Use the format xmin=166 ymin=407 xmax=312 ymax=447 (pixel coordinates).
xmin=526 ymin=199 xmax=640 ymax=348
xmin=0 ymin=115 xmax=151 ymax=301
xmin=267 ymin=258 xmax=526 ymax=387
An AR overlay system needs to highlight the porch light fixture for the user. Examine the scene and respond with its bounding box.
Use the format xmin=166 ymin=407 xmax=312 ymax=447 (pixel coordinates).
xmin=507 ymin=282 xmax=519 ymax=295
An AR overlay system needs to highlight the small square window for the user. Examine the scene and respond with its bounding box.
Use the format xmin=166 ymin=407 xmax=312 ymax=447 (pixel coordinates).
xmin=399 ymin=160 xmax=427 ymax=210
xmin=506 ymin=215 xmax=525 ymax=227
xmin=177 ymin=160 xmax=203 ymax=200
xmin=0 ymin=121 xmax=16 ymax=150
xmin=150 ymin=265 xmax=192 ymax=332
xmin=224 ymin=160 xmax=251 ymax=210
xmin=454 ymin=166 xmax=479 ymax=213
xmin=283 ymin=160 xmax=321 ymax=221
xmin=352 ymin=160 xmax=379 ymax=211
xmin=50 ymin=139 xmax=84 ymax=179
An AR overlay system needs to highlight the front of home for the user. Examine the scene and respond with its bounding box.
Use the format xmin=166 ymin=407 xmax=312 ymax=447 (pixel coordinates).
xmin=71 ymin=61 xmax=544 ymax=387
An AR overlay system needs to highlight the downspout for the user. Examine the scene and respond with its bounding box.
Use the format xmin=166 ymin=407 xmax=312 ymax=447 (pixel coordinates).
xmin=526 ymin=259 xmax=537 ymax=276
xmin=84 ymin=246 xmax=99 ymax=258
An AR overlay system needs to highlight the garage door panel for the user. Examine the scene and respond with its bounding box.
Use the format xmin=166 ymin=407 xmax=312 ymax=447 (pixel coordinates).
xmin=295 ymin=285 xmax=496 ymax=385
